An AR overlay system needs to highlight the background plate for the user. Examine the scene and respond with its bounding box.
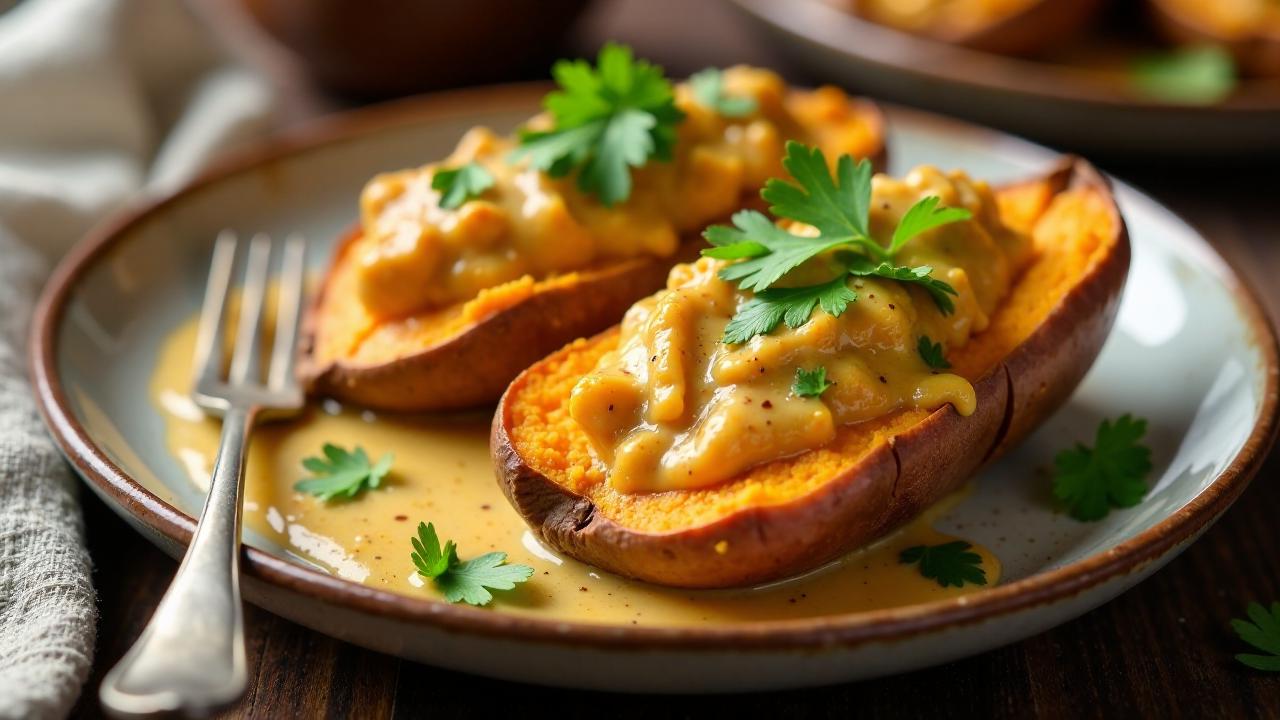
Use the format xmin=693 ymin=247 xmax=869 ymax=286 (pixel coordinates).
xmin=730 ymin=0 xmax=1280 ymax=157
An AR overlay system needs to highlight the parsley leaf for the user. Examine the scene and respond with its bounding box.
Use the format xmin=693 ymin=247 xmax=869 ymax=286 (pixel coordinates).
xmin=410 ymin=522 xmax=534 ymax=606
xmin=1052 ymin=415 xmax=1153 ymax=521
xmin=900 ymin=541 xmax=988 ymax=588
xmin=1232 ymin=601 xmax=1280 ymax=672
xmin=845 ymin=257 xmax=958 ymax=315
xmin=431 ymin=161 xmax=495 ymax=210
xmin=722 ymin=275 xmax=857 ymax=344
xmin=708 ymin=210 xmax=851 ymax=292
xmin=1132 ymin=46 xmax=1236 ymax=105
xmin=511 ymin=42 xmax=683 ymax=206
xmin=761 ymin=143 xmax=882 ymax=259
xmin=702 ymin=141 xmax=969 ymax=343
xmin=689 ymin=67 xmax=757 ymax=118
xmin=889 ymin=195 xmax=974 ymax=255
xmin=294 ymin=444 xmax=393 ymax=502
xmin=793 ymin=366 xmax=833 ymax=398
xmin=918 ymin=335 xmax=951 ymax=370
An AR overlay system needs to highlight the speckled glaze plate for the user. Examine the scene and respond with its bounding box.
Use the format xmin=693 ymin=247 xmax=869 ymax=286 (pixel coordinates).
xmin=30 ymin=85 xmax=1279 ymax=692
xmin=730 ymin=0 xmax=1280 ymax=157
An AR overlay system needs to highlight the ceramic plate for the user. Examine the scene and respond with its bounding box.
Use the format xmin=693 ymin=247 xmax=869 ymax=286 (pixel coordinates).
xmin=30 ymin=85 xmax=1278 ymax=692
xmin=730 ymin=0 xmax=1280 ymax=157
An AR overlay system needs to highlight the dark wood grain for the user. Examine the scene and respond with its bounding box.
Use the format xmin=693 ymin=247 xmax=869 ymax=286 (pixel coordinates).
xmin=73 ymin=0 xmax=1280 ymax=717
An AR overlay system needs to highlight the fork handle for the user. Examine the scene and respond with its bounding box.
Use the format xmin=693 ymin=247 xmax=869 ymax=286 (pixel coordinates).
xmin=100 ymin=408 xmax=255 ymax=718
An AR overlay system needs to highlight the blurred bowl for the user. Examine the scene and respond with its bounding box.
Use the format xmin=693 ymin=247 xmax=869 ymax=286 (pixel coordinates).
xmin=240 ymin=0 xmax=594 ymax=98
xmin=730 ymin=0 xmax=1280 ymax=158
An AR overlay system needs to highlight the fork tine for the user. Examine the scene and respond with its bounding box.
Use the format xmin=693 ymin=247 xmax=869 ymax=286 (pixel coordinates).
xmin=193 ymin=231 xmax=239 ymax=389
xmin=268 ymin=234 xmax=306 ymax=390
xmin=228 ymin=234 xmax=273 ymax=385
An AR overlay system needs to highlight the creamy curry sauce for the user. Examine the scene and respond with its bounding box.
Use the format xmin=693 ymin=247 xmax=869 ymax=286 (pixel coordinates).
xmin=150 ymin=313 xmax=999 ymax=625
xmin=570 ymin=167 xmax=1027 ymax=493
xmin=353 ymin=67 xmax=876 ymax=318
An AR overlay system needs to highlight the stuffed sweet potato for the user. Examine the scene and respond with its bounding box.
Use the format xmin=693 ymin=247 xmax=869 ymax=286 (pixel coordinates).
xmin=299 ymin=58 xmax=886 ymax=412
xmin=493 ymin=154 xmax=1128 ymax=589
xmin=849 ymin=0 xmax=1106 ymax=56
xmin=1148 ymin=0 xmax=1280 ymax=77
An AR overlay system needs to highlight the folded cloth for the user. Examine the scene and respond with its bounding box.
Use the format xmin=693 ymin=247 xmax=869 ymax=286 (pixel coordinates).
xmin=0 ymin=0 xmax=275 ymax=717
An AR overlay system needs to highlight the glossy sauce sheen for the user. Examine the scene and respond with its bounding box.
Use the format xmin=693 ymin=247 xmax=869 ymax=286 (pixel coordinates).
xmin=570 ymin=167 xmax=1029 ymax=493
xmin=353 ymin=67 xmax=876 ymax=317
xmin=149 ymin=313 xmax=999 ymax=624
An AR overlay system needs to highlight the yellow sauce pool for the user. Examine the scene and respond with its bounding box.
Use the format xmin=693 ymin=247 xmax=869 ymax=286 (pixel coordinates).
xmin=144 ymin=312 xmax=1000 ymax=626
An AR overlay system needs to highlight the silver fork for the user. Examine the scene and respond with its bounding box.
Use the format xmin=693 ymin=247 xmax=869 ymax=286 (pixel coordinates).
xmin=100 ymin=231 xmax=307 ymax=718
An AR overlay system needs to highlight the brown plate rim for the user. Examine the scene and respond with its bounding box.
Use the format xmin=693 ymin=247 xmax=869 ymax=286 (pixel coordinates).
xmin=28 ymin=81 xmax=1280 ymax=652
xmin=731 ymin=0 xmax=1280 ymax=113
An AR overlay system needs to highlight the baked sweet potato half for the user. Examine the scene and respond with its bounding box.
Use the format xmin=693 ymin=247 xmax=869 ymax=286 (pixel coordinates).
xmin=299 ymin=74 xmax=887 ymax=412
xmin=849 ymin=0 xmax=1106 ymax=56
xmin=493 ymin=157 xmax=1129 ymax=588
xmin=1148 ymin=0 xmax=1280 ymax=77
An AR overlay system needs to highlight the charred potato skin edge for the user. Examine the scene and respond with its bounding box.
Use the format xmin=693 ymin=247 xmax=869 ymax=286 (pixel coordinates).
xmin=298 ymin=229 xmax=686 ymax=412
xmin=492 ymin=157 xmax=1130 ymax=589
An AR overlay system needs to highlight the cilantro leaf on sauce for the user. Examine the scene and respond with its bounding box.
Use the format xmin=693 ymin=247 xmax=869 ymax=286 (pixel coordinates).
xmin=900 ymin=541 xmax=988 ymax=588
xmin=918 ymin=335 xmax=951 ymax=370
xmin=721 ymin=275 xmax=856 ymax=344
xmin=294 ymin=444 xmax=393 ymax=502
xmin=431 ymin=161 xmax=495 ymax=210
xmin=792 ymin=366 xmax=834 ymax=398
xmin=411 ymin=522 xmax=534 ymax=607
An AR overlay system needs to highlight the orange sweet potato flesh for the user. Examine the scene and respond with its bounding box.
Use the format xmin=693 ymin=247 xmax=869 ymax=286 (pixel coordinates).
xmin=298 ymin=230 xmax=699 ymax=411
xmin=492 ymin=157 xmax=1130 ymax=589
xmin=298 ymin=100 xmax=887 ymax=412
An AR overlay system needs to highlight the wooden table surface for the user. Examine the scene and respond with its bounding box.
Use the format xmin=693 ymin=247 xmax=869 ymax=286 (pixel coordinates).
xmin=74 ymin=1 xmax=1280 ymax=717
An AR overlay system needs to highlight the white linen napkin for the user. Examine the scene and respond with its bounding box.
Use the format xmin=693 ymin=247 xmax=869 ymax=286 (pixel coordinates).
xmin=0 ymin=0 xmax=274 ymax=717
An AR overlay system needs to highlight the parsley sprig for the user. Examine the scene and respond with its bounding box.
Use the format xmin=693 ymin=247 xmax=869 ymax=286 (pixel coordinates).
xmin=1052 ymin=415 xmax=1153 ymax=521
xmin=294 ymin=444 xmax=393 ymax=502
xmin=900 ymin=541 xmax=988 ymax=588
xmin=689 ymin=67 xmax=757 ymax=118
xmin=1232 ymin=601 xmax=1280 ymax=672
xmin=793 ymin=366 xmax=833 ymax=398
xmin=432 ymin=161 xmax=495 ymax=210
xmin=703 ymin=141 xmax=969 ymax=344
xmin=511 ymin=43 xmax=684 ymax=207
xmin=723 ymin=276 xmax=856 ymax=344
xmin=411 ymin=522 xmax=534 ymax=607
xmin=918 ymin=335 xmax=951 ymax=370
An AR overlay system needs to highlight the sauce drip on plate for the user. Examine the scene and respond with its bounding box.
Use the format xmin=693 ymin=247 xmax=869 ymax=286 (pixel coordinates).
xmin=131 ymin=312 xmax=1001 ymax=626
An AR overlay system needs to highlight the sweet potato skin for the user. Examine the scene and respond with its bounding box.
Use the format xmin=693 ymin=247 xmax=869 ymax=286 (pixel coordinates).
xmin=299 ymin=232 xmax=695 ymax=412
xmin=299 ymin=101 xmax=887 ymax=412
xmin=492 ymin=157 xmax=1130 ymax=589
xmin=1147 ymin=0 xmax=1280 ymax=78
